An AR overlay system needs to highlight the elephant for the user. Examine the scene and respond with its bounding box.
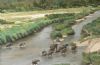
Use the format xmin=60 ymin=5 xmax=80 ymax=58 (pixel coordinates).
xmin=32 ymin=59 xmax=40 ymax=65
xmin=6 ymin=43 xmax=12 ymax=48
xmin=47 ymin=49 xmax=54 ymax=57
xmin=61 ymin=48 xmax=67 ymax=54
xmin=50 ymin=43 xmax=58 ymax=52
xmin=71 ymin=43 xmax=77 ymax=53
xmin=19 ymin=43 xmax=25 ymax=48
xmin=56 ymin=44 xmax=68 ymax=53
xmin=42 ymin=50 xmax=47 ymax=56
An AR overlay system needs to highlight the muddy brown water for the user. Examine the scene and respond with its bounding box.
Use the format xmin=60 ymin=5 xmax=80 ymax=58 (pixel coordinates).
xmin=0 ymin=11 xmax=100 ymax=65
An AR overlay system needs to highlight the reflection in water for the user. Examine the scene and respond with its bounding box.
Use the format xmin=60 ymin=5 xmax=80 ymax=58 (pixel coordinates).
xmin=0 ymin=11 xmax=100 ymax=65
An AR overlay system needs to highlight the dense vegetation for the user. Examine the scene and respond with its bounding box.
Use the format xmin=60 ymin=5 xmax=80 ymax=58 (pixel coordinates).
xmin=0 ymin=8 xmax=97 ymax=45
xmin=0 ymin=19 xmax=14 ymax=24
xmin=82 ymin=17 xmax=100 ymax=38
xmin=46 ymin=13 xmax=75 ymax=39
xmin=82 ymin=52 xmax=100 ymax=65
xmin=82 ymin=18 xmax=100 ymax=65
xmin=0 ymin=16 xmax=74 ymax=45
xmin=48 ymin=10 xmax=95 ymax=39
xmin=0 ymin=0 xmax=100 ymax=12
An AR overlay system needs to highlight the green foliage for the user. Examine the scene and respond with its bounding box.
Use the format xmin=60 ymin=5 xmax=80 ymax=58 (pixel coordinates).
xmin=50 ymin=13 xmax=76 ymax=39
xmin=82 ymin=17 xmax=100 ymax=38
xmin=61 ymin=28 xmax=74 ymax=35
xmin=50 ymin=10 xmax=95 ymax=39
xmin=0 ymin=9 xmax=5 ymax=13
xmin=51 ymin=31 xmax=62 ymax=39
xmin=0 ymin=19 xmax=14 ymax=24
xmin=0 ymin=16 xmax=69 ymax=45
xmin=53 ymin=23 xmax=66 ymax=31
xmin=82 ymin=52 xmax=100 ymax=65
xmin=0 ymin=0 xmax=99 ymax=11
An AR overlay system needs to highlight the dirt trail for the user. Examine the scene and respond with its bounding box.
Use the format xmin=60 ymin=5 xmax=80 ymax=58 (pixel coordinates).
xmin=77 ymin=38 xmax=100 ymax=53
xmin=0 ymin=12 xmax=69 ymax=20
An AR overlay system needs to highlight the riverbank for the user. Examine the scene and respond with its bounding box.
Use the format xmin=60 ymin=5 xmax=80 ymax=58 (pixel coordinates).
xmin=82 ymin=17 xmax=100 ymax=39
xmin=77 ymin=15 xmax=100 ymax=65
xmin=0 ymin=10 xmax=100 ymax=65
xmin=0 ymin=8 xmax=100 ymax=46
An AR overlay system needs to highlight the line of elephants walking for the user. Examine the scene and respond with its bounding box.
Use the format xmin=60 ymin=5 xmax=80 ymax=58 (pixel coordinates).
xmin=5 ymin=42 xmax=26 ymax=48
xmin=32 ymin=41 xmax=77 ymax=65
xmin=42 ymin=41 xmax=77 ymax=57
xmin=3 ymin=39 xmax=77 ymax=65
xmin=32 ymin=40 xmax=77 ymax=65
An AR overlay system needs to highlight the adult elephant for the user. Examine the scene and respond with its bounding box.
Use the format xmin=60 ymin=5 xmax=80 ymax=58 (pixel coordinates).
xmin=32 ymin=59 xmax=40 ymax=65
xmin=19 ymin=42 xmax=26 ymax=48
xmin=50 ymin=43 xmax=58 ymax=52
xmin=42 ymin=50 xmax=47 ymax=56
xmin=56 ymin=44 xmax=68 ymax=53
xmin=6 ymin=43 xmax=13 ymax=48
xmin=71 ymin=43 xmax=77 ymax=53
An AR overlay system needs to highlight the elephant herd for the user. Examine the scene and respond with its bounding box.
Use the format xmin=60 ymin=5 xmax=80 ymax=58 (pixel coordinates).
xmin=3 ymin=40 xmax=77 ymax=65
xmin=5 ymin=42 xmax=26 ymax=48
xmin=32 ymin=42 xmax=77 ymax=65
xmin=42 ymin=42 xmax=77 ymax=57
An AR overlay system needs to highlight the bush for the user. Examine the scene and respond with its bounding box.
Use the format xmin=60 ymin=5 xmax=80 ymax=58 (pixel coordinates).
xmin=53 ymin=23 xmax=66 ymax=31
xmin=61 ymin=28 xmax=74 ymax=35
xmin=82 ymin=52 xmax=100 ymax=65
xmin=0 ymin=17 xmax=67 ymax=45
xmin=51 ymin=31 xmax=62 ymax=39
xmin=0 ymin=19 xmax=14 ymax=24
xmin=82 ymin=17 xmax=100 ymax=38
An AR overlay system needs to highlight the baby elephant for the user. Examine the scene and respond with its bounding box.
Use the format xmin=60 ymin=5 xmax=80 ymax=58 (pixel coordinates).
xmin=6 ymin=43 xmax=12 ymax=48
xmin=32 ymin=59 xmax=40 ymax=65
xmin=71 ymin=43 xmax=77 ymax=53
xmin=19 ymin=43 xmax=26 ymax=48
xmin=42 ymin=51 xmax=47 ymax=56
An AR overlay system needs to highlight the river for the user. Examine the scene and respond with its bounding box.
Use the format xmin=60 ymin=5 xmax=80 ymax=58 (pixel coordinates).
xmin=0 ymin=11 xmax=100 ymax=65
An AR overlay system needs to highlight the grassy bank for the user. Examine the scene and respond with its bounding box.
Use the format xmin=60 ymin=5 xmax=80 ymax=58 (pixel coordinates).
xmin=47 ymin=13 xmax=75 ymax=39
xmin=0 ymin=7 xmax=99 ymax=45
xmin=0 ymin=16 xmax=73 ymax=45
xmin=82 ymin=52 xmax=100 ymax=65
xmin=0 ymin=18 xmax=52 ymax=45
xmin=48 ymin=9 xmax=97 ymax=40
xmin=82 ymin=17 xmax=100 ymax=39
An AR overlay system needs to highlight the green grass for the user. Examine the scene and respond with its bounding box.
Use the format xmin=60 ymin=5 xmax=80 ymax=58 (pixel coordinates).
xmin=82 ymin=52 xmax=100 ymax=65
xmin=82 ymin=17 xmax=100 ymax=38
xmin=49 ymin=10 xmax=95 ymax=39
xmin=49 ymin=13 xmax=75 ymax=39
xmin=0 ymin=7 xmax=99 ymax=45
xmin=0 ymin=18 xmax=51 ymax=45
xmin=0 ymin=19 xmax=14 ymax=24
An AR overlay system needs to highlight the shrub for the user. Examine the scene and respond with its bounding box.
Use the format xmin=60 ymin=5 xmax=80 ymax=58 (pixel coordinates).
xmin=82 ymin=52 xmax=100 ymax=65
xmin=82 ymin=17 xmax=100 ymax=38
xmin=61 ymin=28 xmax=74 ymax=35
xmin=51 ymin=31 xmax=62 ymax=39
xmin=53 ymin=23 xmax=66 ymax=31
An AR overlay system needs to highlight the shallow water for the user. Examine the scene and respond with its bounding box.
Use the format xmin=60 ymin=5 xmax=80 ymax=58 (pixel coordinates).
xmin=0 ymin=11 xmax=100 ymax=65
